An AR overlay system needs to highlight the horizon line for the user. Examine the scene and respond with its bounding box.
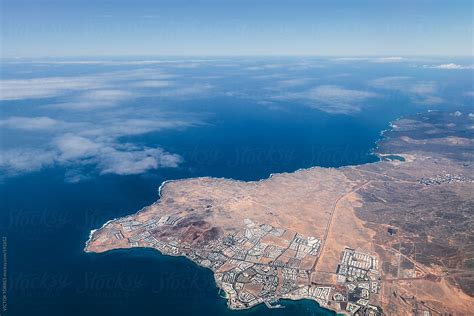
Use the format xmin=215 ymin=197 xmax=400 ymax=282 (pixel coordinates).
xmin=2 ymin=54 xmax=473 ymax=60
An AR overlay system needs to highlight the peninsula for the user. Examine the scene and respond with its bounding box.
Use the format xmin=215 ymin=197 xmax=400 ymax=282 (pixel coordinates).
xmin=85 ymin=110 xmax=474 ymax=315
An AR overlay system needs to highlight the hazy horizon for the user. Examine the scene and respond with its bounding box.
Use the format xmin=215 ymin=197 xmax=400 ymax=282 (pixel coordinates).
xmin=2 ymin=0 xmax=473 ymax=58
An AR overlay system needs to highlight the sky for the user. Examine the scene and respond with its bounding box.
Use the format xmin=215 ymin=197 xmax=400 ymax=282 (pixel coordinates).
xmin=1 ymin=0 xmax=473 ymax=57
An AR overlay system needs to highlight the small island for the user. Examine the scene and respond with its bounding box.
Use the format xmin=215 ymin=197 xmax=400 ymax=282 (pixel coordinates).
xmin=85 ymin=111 xmax=474 ymax=315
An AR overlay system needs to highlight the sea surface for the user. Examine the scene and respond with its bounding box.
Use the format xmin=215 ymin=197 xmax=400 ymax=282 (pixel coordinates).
xmin=1 ymin=57 xmax=472 ymax=315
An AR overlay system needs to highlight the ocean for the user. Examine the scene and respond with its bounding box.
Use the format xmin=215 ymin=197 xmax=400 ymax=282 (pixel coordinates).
xmin=1 ymin=57 xmax=472 ymax=315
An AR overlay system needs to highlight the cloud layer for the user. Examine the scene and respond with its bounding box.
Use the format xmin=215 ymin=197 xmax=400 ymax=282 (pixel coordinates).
xmin=426 ymin=63 xmax=473 ymax=70
xmin=0 ymin=57 xmax=467 ymax=181
xmin=369 ymin=76 xmax=444 ymax=105
xmin=332 ymin=56 xmax=406 ymax=63
xmin=0 ymin=68 xmax=202 ymax=107
xmin=273 ymin=85 xmax=378 ymax=114
xmin=0 ymin=114 xmax=196 ymax=181
xmin=0 ymin=64 xmax=219 ymax=180
xmin=0 ymin=116 xmax=62 ymax=130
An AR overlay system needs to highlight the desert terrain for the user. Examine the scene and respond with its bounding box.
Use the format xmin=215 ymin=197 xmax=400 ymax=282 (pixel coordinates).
xmin=85 ymin=110 xmax=473 ymax=315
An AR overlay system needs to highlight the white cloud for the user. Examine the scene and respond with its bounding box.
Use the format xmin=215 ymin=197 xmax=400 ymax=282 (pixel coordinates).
xmin=244 ymin=61 xmax=322 ymax=72
xmin=97 ymin=146 xmax=182 ymax=175
xmin=274 ymin=85 xmax=378 ymax=114
xmin=0 ymin=116 xmax=62 ymax=130
xmin=332 ymin=57 xmax=370 ymax=62
xmin=251 ymin=73 xmax=287 ymax=80
xmin=9 ymin=59 xmax=204 ymax=66
xmin=369 ymin=76 xmax=411 ymax=90
xmin=131 ymin=80 xmax=174 ymax=88
xmin=50 ymin=89 xmax=134 ymax=110
xmin=0 ymin=76 xmax=103 ymax=100
xmin=0 ymin=63 xmax=214 ymax=180
xmin=276 ymin=78 xmax=311 ymax=88
xmin=82 ymin=89 xmax=133 ymax=101
xmin=369 ymin=76 xmax=443 ymax=105
xmin=0 ymin=68 xmax=213 ymax=110
xmin=416 ymin=95 xmax=444 ymax=105
xmin=409 ymin=82 xmax=438 ymax=95
xmin=79 ymin=117 xmax=197 ymax=139
xmin=1 ymin=137 xmax=183 ymax=178
xmin=426 ymin=63 xmax=473 ymax=70
xmin=373 ymin=57 xmax=405 ymax=63
xmin=332 ymin=57 xmax=406 ymax=63
xmin=0 ymin=113 xmax=199 ymax=179
xmin=64 ymin=170 xmax=92 ymax=183
xmin=0 ymin=148 xmax=56 ymax=174
xmin=54 ymin=134 xmax=182 ymax=175
xmin=1 ymin=130 xmax=187 ymax=178
xmin=308 ymin=85 xmax=377 ymax=102
xmin=0 ymin=68 xmax=178 ymax=103
xmin=153 ymin=83 xmax=214 ymax=98
xmin=171 ymin=62 xmax=202 ymax=69
xmin=245 ymin=64 xmax=285 ymax=71
xmin=55 ymin=134 xmax=102 ymax=161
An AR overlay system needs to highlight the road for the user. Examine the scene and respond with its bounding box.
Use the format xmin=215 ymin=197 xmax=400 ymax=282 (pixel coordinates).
xmin=311 ymin=180 xmax=372 ymax=273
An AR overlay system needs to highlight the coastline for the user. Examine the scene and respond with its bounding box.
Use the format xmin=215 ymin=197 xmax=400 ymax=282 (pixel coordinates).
xmin=83 ymin=112 xmax=424 ymax=315
xmin=88 ymin=245 xmax=338 ymax=314
xmin=84 ymin=111 xmax=407 ymax=242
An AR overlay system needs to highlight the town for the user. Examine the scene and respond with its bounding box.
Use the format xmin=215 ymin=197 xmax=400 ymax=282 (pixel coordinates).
xmin=108 ymin=215 xmax=383 ymax=314
xmin=334 ymin=248 xmax=382 ymax=315
xmin=418 ymin=173 xmax=473 ymax=186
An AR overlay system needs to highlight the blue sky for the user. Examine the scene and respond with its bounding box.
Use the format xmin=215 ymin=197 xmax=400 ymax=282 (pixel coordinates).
xmin=1 ymin=0 xmax=473 ymax=57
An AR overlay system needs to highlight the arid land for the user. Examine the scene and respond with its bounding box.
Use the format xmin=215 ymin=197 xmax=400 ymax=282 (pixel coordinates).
xmin=85 ymin=110 xmax=474 ymax=315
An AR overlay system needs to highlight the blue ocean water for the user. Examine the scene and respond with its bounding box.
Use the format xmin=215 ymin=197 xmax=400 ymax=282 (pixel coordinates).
xmin=1 ymin=57 xmax=472 ymax=315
